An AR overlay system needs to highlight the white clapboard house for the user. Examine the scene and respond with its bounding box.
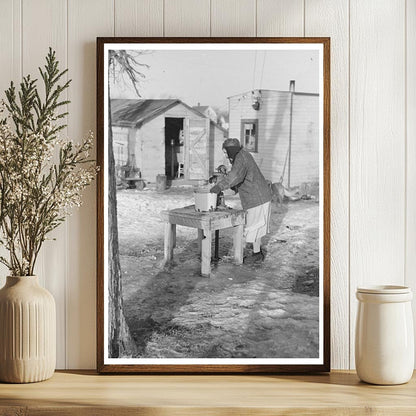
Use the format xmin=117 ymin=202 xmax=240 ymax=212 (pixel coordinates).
xmin=111 ymin=99 xmax=227 ymax=183
xmin=228 ymin=82 xmax=319 ymax=188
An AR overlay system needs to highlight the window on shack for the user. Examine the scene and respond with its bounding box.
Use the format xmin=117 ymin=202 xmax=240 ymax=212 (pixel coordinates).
xmin=241 ymin=119 xmax=258 ymax=152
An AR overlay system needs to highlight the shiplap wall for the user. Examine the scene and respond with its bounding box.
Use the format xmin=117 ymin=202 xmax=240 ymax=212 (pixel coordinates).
xmin=0 ymin=0 xmax=414 ymax=370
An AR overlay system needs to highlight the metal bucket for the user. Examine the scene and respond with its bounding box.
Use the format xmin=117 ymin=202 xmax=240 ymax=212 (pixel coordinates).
xmin=156 ymin=174 xmax=167 ymax=191
xmin=194 ymin=189 xmax=217 ymax=212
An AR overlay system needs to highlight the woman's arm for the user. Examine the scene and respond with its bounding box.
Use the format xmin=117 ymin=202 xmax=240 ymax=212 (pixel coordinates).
xmin=210 ymin=155 xmax=247 ymax=193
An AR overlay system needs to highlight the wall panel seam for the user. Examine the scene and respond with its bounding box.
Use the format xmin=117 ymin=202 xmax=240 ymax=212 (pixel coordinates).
xmin=65 ymin=0 xmax=69 ymax=369
xmin=303 ymin=0 xmax=305 ymax=37
xmin=20 ymin=0 xmax=23 ymax=80
xmin=20 ymin=0 xmax=23 ymax=78
xmin=404 ymin=0 xmax=408 ymax=285
xmin=348 ymin=0 xmax=351 ymax=370
xmin=209 ymin=0 xmax=211 ymax=37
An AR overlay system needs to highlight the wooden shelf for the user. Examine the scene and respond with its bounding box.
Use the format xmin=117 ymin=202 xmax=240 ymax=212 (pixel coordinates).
xmin=0 ymin=370 xmax=415 ymax=415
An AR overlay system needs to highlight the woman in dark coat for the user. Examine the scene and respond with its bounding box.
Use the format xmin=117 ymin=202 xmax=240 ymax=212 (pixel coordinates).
xmin=210 ymin=138 xmax=272 ymax=262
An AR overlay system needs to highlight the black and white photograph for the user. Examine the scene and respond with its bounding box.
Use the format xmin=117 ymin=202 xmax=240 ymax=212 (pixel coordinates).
xmin=97 ymin=38 xmax=330 ymax=373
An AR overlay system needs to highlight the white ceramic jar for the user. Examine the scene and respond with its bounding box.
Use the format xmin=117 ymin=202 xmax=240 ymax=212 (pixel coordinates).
xmin=355 ymin=285 xmax=414 ymax=385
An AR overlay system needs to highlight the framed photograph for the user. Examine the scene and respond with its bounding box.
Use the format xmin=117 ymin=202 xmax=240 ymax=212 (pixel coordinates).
xmin=97 ymin=37 xmax=330 ymax=373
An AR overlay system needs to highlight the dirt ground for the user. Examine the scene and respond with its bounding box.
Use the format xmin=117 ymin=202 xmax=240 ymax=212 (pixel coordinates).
xmin=118 ymin=186 xmax=320 ymax=359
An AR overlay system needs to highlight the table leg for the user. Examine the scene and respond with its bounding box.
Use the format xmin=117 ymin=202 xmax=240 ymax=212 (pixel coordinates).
xmin=233 ymin=224 xmax=244 ymax=265
xmin=164 ymin=223 xmax=176 ymax=262
xmin=201 ymin=229 xmax=212 ymax=277
xmin=197 ymin=229 xmax=204 ymax=254
xmin=172 ymin=224 xmax=176 ymax=248
xmin=214 ymin=230 xmax=220 ymax=260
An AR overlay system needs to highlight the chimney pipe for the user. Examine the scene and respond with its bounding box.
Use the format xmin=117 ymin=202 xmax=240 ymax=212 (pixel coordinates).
xmin=289 ymin=80 xmax=295 ymax=92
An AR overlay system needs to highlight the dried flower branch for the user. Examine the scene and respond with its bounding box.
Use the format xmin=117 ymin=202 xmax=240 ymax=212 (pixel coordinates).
xmin=0 ymin=48 xmax=96 ymax=276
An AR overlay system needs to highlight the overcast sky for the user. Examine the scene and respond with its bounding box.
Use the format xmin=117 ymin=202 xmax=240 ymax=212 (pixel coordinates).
xmin=110 ymin=49 xmax=319 ymax=112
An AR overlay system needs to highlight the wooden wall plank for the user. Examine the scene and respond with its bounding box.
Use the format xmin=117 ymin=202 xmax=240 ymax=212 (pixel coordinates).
xmin=0 ymin=0 xmax=413 ymax=371
xmin=349 ymin=0 xmax=406 ymax=369
xmin=0 ymin=0 xmax=21 ymax=99
xmin=211 ymin=0 xmax=255 ymax=37
xmin=305 ymin=0 xmax=350 ymax=369
xmin=0 ymin=0 xmax=21 ymax=286
xmin=164 ymin=0 xmax=210 ymax=37
xmin=67 ymin=0 xmax=114 ymax=370
xmin=406 ymin=0 xmax=416 ymax=365
xmin=0 ymin=0 xmax=13 ymax=102
xmin=257 ymin=0 xmax=304 ymax=36
xmin=22 ymin=0 xmax=68 ymax=369
xmin=115 ymin=0 xmax=163 ymax=36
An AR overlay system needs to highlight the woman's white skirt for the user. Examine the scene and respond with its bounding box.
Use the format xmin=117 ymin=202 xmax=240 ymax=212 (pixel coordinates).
xmin=244 ymin=201 xmax=271 ymax=243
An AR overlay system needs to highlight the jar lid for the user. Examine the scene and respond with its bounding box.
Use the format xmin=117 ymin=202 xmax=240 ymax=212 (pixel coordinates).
xmin=357 ymin=285 xmax=411 ymax=294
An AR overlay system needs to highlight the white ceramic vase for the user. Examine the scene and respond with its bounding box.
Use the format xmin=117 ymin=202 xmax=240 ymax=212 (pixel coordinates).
xmin=355 ymin=285 xmax=414 ymax=385
xmin=0 ymin=276 xmax=56 ymax=383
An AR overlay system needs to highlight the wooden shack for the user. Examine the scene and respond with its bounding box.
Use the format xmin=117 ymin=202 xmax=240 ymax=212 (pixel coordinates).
xmin=228 ymin=86 xmax=319 ymax=188
xmin=111 ymin=99 xmax=227 ymax=183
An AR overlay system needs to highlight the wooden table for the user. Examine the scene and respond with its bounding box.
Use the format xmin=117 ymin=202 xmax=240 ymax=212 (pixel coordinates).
xmin=160 ymin=205 xmax=246 ymax=277
xmin=1 ymin=371 xmax=415 ymax=415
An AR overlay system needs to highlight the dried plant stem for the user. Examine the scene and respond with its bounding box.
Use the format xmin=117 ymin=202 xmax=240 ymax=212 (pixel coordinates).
xmin=0 ymin=48 xmax=96 ymax=276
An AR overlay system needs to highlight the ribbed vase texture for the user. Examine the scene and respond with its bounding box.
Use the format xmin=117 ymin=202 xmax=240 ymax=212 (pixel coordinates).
xmin=0 ymin=276 xmax=56 ymax=383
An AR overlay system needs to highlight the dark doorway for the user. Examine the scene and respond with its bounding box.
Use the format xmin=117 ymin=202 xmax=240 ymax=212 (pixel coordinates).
xmin=165 ymin=117 xmax=184 ymax=180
